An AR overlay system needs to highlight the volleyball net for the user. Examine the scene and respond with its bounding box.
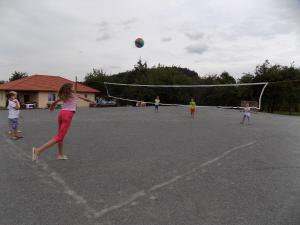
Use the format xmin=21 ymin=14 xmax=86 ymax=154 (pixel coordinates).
xmin=103 ymin=82 xmax=269 ymax=110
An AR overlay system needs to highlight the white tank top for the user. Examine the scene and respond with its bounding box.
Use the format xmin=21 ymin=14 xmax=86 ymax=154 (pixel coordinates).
xmin=62 ymin=95 xmax=78 ymax=111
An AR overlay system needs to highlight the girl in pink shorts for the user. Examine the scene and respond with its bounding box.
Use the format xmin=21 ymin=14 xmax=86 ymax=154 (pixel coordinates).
xmin=32 ymin=83 xmax=95 ymax=161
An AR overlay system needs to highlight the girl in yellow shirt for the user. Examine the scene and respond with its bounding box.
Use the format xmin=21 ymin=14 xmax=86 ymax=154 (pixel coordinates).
xmin=189 ymin=97 xmax=196 ymax=118
xmin=154 ymin=96 xmax=160 ymax=112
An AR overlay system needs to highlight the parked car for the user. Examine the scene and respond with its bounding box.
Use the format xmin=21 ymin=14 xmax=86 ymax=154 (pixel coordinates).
xmin=90 ymin=97 xmax=117 ymax=107
xmin=21 ymin=102 xmax=37 ymax=109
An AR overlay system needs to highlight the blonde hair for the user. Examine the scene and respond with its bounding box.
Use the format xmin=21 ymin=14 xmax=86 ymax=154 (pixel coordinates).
xmin=58 ymin=83 xmax=73 ymax=102
xmin=8 ymin=91 xmax=17 ymax=98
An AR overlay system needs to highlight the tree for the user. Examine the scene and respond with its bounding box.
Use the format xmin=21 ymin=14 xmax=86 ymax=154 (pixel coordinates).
xmin=84 ymin=68 xmax=109 ymax=95
xmin=134 ymin=58 xmax=148 ymax=72
xmin=218 ymin=71 xmax=236 ymax=84
xmin=252 ymin=60 xmax=300 ymax=113
xmin=239 ymin=73 xmax=254 ymax=83
xmin=82 ymin=59 xmax=300 ymax=111
xmin=237 ymin=74 xmax=256 ymax=103
xmin=0 ymin=80 xmax=5 ymax=84
xmin=9 ymin=71 xmax=28 ymax=81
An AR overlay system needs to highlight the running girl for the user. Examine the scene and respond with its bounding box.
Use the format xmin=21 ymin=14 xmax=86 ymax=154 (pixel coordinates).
xmin=32 ymin=83 xmax=95 ymax=161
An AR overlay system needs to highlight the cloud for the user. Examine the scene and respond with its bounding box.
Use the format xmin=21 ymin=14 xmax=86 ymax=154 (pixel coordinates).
xmin=105 ymin=65 xmax=122 ymax=70
xmin=120 ymin=17 xmax=138 ymax=30
xmin=96 ymin=34 xmax=111 ymax=42
xmin=121 ymin=18 xmax=137 ymax=26
xmin=96 ymin=21 xmax=109 ymax=27
xmin=96 ymin=21 xmax=110 ymax=32
xmin=161 ymin=37 xmax=172 ymax=42
xmin=185 ymin=32 xmax=204 ymax=40
xmin=185 ymin=44 xmax=208 ymax=54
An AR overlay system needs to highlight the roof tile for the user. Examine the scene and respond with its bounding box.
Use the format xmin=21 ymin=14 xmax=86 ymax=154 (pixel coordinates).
xmin=0 ymin=74 xmax=98 ymax=93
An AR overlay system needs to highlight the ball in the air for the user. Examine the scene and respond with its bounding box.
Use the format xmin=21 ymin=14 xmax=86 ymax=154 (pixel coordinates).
xmin=135 ymin=37 xmax=144 ymax=48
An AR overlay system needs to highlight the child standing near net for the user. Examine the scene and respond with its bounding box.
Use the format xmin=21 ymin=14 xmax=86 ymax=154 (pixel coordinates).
xmin=32 ymin=83 xmax=95 ymax=161
xmin=154 ymin=96 xmax=160 ymax=112
xmin=240 ymin=103 xmax=251 ymax=125
xmin=7 ymin=91 xmax=23 ymax=140
xmin=189 ymin=97 xmax=196 ymax=118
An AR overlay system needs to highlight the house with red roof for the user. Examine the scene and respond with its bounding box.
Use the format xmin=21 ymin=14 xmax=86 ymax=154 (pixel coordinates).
xmin=0 ymin=74 xmax=99 ymax=108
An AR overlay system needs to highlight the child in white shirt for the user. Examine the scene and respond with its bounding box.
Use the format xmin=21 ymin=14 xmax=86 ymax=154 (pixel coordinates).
xmin=7 ymin=91 xmax=23 ymax=139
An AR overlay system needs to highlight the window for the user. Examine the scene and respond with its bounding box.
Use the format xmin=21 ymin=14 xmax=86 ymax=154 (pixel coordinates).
xmin=84 ymin=93 xmax=88 ymax=98
xmin=48 ymin=93 xmax=56 ymax=101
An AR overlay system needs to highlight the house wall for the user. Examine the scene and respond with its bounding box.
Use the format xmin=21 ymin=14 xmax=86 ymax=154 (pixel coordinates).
xmin=38 ymin=92 xmax=95 ymax=108
xmin=0 ymin=91 xmax=95 ymax=108
xmin=0 ymin=91 xmax=6 ymax=107
xmin=38 ymin=92 xmax=50 ymax=108
xmin=77 ymin=93 xmax=95 ymax=107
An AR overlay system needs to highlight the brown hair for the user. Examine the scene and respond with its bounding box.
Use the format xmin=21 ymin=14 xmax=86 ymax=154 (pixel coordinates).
xmin=58 ymin=83 xmax=73 ymax=102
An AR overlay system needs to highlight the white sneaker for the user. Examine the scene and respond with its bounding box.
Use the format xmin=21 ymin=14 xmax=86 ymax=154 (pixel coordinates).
xmin=57 ymin=155 xmax=68 ymax=160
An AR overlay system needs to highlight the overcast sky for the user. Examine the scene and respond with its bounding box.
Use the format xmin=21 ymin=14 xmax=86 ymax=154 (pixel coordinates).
xmin=1 ymin=0 xmax=300 ymax=81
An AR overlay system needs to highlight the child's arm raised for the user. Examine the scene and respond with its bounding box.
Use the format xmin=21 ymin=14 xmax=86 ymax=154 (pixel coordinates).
xmin=75 ymin=94 xmax=96 ymax=104
xmin=13 ymin=99 xmax=20 ymax=110
xmin=49 ymin=99 xmax=61 ymax=111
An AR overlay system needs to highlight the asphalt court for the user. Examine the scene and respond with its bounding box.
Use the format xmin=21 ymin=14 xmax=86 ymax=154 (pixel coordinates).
xmin=1 ymin=106 xmax=300 ymax=225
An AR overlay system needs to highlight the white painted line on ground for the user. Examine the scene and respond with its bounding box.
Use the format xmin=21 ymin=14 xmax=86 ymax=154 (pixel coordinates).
xmin=2 ymin=134 xmax=100 ymax=220
xmin=149 ymin=176 xmax=182 ymax=192
xmin=94 ymin=191 xmax=146 ymax=218
xmin=3 ymin=133 xmax=256 ymax=220
xmin=95 ymin=141 xmax=257 ymax=218
xmin=150 ymin=141 xmax=256 ymax=192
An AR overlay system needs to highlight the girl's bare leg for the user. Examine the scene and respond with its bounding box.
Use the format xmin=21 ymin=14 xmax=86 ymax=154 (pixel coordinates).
xmin=240 ymin=115 xmax=245 ymax=124
xmin=35 ymin=138 xmax=57 ymax=156
xmin=58 ymin=142 xmax=64 ymax=156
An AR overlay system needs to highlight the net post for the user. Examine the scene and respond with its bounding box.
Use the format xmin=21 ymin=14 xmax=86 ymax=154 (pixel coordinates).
xmin=103 ymin=82 xmax=111 ymax=97
xmin=75 ymin=76 xmax=78 ymax=93
xmin=258 ymin=82 xmax=268 ymax=111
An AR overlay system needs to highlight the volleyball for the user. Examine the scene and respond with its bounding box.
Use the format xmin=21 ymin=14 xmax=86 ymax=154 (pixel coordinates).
xmin=135 ymin=37 xmax=144 ymax=48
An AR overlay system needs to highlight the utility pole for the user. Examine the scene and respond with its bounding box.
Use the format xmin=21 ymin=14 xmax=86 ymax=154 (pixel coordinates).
xmin=75 ymin=76 xmax=78 ymax=93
